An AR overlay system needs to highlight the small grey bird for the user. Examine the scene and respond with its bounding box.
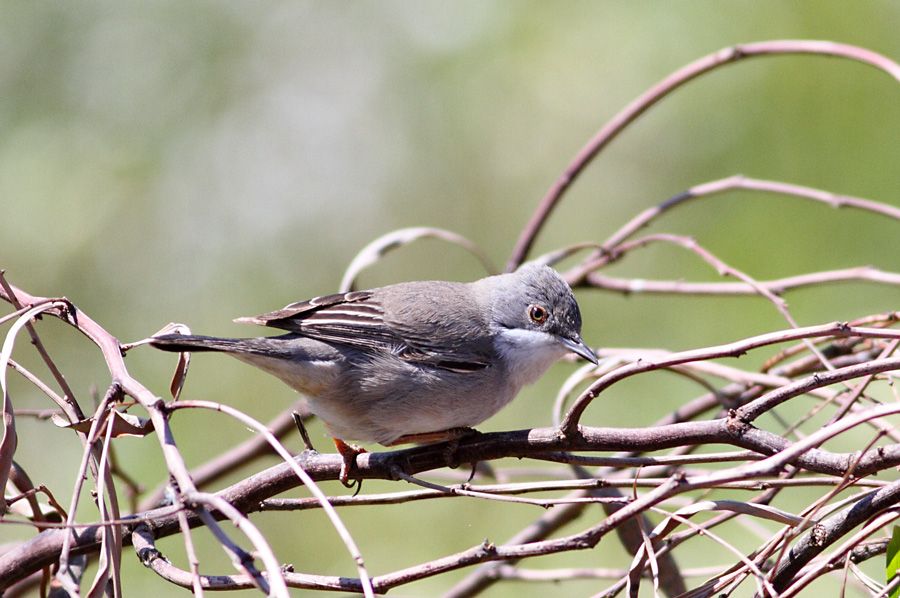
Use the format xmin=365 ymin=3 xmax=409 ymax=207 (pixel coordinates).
xmin=151 ymin=263 xmax=596 ymax=482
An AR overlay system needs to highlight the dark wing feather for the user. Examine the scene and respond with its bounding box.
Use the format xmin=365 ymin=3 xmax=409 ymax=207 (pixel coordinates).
xmin=235 ymin=290 xmax=398 ymax=352
xmin=235 ymin=285 xmax=492 ymax=372
xmin=236 ymin=290 xmax=375 ymax=325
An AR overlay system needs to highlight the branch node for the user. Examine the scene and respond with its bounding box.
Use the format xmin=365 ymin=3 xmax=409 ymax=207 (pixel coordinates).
xmin=479 ymin=538 xmax=497 ymax=555
xmin=811 ymin=524 xmax=827 ymax=547
xmin=555 ymin=425 xmax=580 ymax=444
xmin=726 ymin=409 xmax=752 ymax=435
xmin=136 ymin=545 xmax=167 ymax=568
xmin=388 ymin=462 xmax=406 ymax=482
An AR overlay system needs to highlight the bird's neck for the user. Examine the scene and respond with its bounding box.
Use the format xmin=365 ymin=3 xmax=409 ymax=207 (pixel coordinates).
xmin=493 ymin=328 xmax=567 ymax=388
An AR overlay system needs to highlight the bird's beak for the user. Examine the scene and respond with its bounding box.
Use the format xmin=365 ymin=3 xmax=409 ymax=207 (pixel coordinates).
xmin=558 ymin=334 xmax=598 ymax=365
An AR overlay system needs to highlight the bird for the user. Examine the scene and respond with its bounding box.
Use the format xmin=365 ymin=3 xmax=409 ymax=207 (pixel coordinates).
xmin=150 ymin=263 xmax=596 ymax=483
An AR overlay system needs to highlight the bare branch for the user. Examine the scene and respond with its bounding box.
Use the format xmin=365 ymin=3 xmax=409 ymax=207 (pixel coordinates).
xmin=507 ymin=41 xmax=900 ymax=270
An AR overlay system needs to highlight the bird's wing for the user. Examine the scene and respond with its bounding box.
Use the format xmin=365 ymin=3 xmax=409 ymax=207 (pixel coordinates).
xmin=235 ymin=290 xmax=397 ymax=351
xmin=236 ymin=288 xmax=492 ymax=371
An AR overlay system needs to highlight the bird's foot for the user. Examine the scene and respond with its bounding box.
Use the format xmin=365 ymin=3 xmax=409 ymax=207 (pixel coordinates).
xmin=332 ymin=438 xmax=366 ymax=488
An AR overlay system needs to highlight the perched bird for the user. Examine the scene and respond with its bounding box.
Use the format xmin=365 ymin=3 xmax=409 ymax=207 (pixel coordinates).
xmin=151 ymin=263 xmax=596 ymax=482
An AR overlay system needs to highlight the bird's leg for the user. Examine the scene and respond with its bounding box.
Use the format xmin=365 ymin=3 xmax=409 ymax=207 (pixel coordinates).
xmin=384 ymin=427 xmax=479 ymax=446
xmin=332 ymin=438 xmax=366 ymax=487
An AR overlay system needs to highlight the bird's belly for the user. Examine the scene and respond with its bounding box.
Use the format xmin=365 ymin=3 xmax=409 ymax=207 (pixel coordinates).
xmin=306 ymin=362 xmax=516 ymax=445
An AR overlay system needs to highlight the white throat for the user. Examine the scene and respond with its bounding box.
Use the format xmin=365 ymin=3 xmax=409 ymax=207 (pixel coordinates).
xmin=494 ymin=328 xmax=567 ymax=389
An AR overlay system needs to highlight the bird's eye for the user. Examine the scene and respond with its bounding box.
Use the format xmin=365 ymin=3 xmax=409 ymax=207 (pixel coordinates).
xmin=528 ymin=304 xmax=548 ymax=324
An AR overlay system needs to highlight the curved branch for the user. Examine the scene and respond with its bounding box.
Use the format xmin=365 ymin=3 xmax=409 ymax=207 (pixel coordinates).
xmin=575 ymin=267 xmax=900 ymax=296
xmin=6 ymin=412 xmax=900 ymax=588
xmin=769 ymin=479 xmax=900 ymax=592
xmin=561 ymin=322 xmax=900 ymax=435
xmin=507 ymin=40 xmax=900 ymax=270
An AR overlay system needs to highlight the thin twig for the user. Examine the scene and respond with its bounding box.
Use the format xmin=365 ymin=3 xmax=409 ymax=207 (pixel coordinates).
xmin=507 ymin=41 xmax=900 ymax=270
xmin=166 ymin=399 xmax=375 ymax=598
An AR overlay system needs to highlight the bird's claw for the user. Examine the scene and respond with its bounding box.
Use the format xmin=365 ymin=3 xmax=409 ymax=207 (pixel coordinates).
xmin=333 ymin=438 xmax=366 ymax=489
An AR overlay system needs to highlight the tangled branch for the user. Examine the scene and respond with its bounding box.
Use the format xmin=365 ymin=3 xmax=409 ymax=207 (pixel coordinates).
xmin=2 ymin=39 xmax=899 ymax=597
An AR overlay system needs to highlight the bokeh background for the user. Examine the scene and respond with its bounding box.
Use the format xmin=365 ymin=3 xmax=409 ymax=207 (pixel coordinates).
xmin=2 ymin=2 xmax=898 ymax=596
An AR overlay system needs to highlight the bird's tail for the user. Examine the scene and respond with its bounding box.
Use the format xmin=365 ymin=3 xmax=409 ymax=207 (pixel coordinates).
xmin=150 ymin=334 xmax=295 ymax=358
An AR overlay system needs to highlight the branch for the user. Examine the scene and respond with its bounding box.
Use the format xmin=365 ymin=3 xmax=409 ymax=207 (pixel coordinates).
xmin=7 ymin=408 xmax=900 ymax=588
xmin=506 ymin=41 xmax=900 ymax=270
xmin=561 ymin=322 xmax=900 ymax=435
xmin=576 ymin=267 xmax=900 ymax=296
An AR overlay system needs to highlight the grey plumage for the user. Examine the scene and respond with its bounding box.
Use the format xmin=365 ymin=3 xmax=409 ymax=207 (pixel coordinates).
xmin=151 ymin=263 xmax=595 ymax=445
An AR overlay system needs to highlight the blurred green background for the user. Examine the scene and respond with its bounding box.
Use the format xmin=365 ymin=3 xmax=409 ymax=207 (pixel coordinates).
xmin=2 ymin=1 xmax=898 ymax=596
